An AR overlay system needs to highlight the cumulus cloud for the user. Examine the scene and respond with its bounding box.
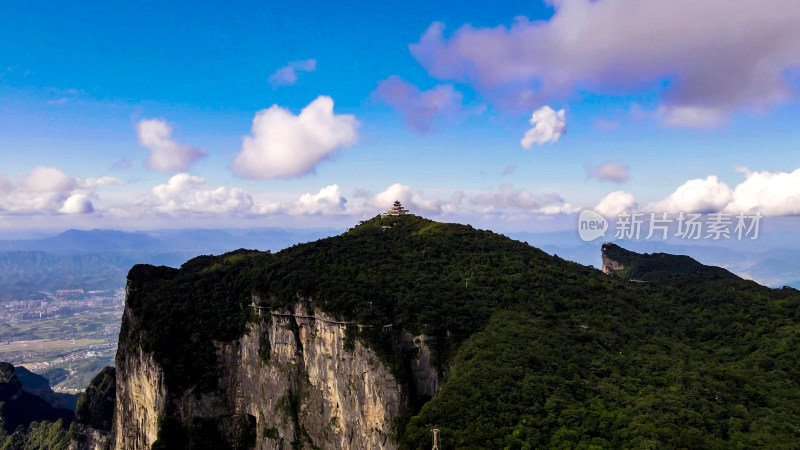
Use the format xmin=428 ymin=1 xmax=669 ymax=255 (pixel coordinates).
xmin=294 ymin=184 xmax=347 ymax=215
xmin=647 ymin=176 xmax=733 ymax=214
xmin=373 ymin=183 xmax=442 ymax=214
xmin=252 ymin=201 xmax=286 ymax=215
xmin=374 ymin=76 xmax=463 ymax=133
xmin=230 ymin=96 xmax=359 ymax=179
xmin=148 ymin=173 xmax=254 ymax=215
xmin=471 ymin=184 xmax=564 ymax=211
xmin=599 ymin=168 xmax=800 ymax=217
xmin=410 ymin=1 xmax=800 ymax=124
xmin=59 ymin=194 xmax=94 ymax=214
xmin=20 ymin=166 xmax=77 ymax=193
xmin=586 ymin=161 xmax=630 ymax=183
xmin=0 ymin=166 xmax=119 ymax=215
xmin=595 ymin=190 xmax=637 ymax=216
xmin=725 ymin=168 xmax=800 ymax=216
xmin=137 ymin=119 xmax=207 ymax=173
xmin=521 ymin=106 xmax=566 ymax=148
xmin=538 ymin=203 xmax=580 ymax=215
xmin=268 ymin=59 xmax=317 ymax=88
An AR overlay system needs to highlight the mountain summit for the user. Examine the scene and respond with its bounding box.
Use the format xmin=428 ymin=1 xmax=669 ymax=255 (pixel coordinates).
xmin=69 ymin=215 xmax=800 ymax=448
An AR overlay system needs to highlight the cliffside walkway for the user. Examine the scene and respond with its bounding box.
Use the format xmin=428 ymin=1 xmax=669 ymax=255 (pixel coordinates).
xmin=250 ymin=305 xmax=375 ymax=329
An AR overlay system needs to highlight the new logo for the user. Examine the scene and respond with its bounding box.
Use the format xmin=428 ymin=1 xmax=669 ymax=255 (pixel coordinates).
xmin=578 ymin=209 xmax=608 ymax=242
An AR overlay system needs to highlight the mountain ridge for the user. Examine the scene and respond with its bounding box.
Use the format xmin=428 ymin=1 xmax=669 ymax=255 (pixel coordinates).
xmin=74 ymin=215 xmax=800 ymax=448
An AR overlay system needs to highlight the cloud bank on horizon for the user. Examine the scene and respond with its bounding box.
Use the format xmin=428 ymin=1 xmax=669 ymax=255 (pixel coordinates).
xmin=0 ymin=167 xmax=121 ymax=216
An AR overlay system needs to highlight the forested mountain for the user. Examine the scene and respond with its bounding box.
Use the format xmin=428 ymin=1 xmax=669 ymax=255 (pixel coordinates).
xmin=0 ymin=362 xmax=74 ymax=449
xmin=106 ymin=214 xmax=800 ymax=449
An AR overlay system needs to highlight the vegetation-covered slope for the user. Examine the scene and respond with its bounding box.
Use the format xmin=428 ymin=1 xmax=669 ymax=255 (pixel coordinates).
xmin=74 ymin=367 xmax=115 ymax=432
xmin=123 ymin=215 xmax=800 ymax=447
xmin=0 ymin=362 xmax=74 ymax=449
xmin=601 ymin=242 xmax=740 ymax=283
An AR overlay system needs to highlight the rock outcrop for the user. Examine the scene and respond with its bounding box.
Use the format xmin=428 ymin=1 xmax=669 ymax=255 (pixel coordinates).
xmin=601 ymin=242 xmax=625 ymax=274
xmin=0 ymin=362 xmax=74 ymax=433
xmin=113 ymin=294 xmax=438 ymax=449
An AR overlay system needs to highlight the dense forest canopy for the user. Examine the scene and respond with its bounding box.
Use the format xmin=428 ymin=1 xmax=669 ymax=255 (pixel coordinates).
xmin=122 ymin=215 xmax=800 ymax=448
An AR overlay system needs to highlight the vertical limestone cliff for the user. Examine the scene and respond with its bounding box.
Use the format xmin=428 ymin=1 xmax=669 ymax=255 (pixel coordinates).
xmin=113 ymin=294 xmax=438 ymax=449
xmin=113 ymin=299 xmax=169 ymax=449
xmin=601 ymin=242 xmax=625 ymax=274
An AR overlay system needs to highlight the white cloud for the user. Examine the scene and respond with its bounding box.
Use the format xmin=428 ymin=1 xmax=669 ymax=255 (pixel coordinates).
xmin=521 ymin=106 xmax=566 ymax=148
xmin=586 ymin=161 xmax=630 ymax=183
xmin=80 ymin=176 xmax=124 ymax=189
xmin=253 ymin=201 xmax=286 ymax=215
xmin=647 ymin=176 xmax=733 ymax=213
xmin=192 ymin=187 xmax=254 ymax=215
xmin=294 ymin=184 xmax=347 ymax=215
xmin=374 ymin=76 xmax=463 ymax=133
xmin=0 ymin=166 xmax=118 ymax=215
xmin=137 ymin=119 xmax=207 ymax=173
xmin=373 ymin=183 xmax=442 ymax=214
xmin=59 ymin=194 xmax=94 ymax=214
xmin=231 ymin=96 xmax=359 ymax=179
xmin=410 ymin=1 xmax=800 ymax=124
xmin=148 ymin=173 xmax=253 ymax=215
xmin=538 ymin=203 xmax=580 ymax=215
xmin=20 ymin=166 xmax=76 ymax=193
xmin=151 ymin=173 xmax=205 ymax=203
xmin=725 ymin=168 xmax=800 ymax=216
xmin=471 ymin=184 xmax=564 ymax=211
xmin=599 ymin=168 xmax=800 ymax=217
xmin=595 ymin=190 xmax=637 ymax=216
xmin=269 ymin=59 xmax=317 ymax=88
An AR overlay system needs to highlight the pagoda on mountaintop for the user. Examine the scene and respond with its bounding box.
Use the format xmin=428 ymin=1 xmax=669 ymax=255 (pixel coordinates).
xmin=381 ymin=200 xmax=409 ymax=217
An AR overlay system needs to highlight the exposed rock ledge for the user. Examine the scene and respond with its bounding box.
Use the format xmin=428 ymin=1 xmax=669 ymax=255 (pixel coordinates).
xmin=114 ymin=297 xmax=440 ymax=449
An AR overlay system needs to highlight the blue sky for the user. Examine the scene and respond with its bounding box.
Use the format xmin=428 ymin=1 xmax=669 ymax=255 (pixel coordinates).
xmin=2 ymin=0 xmax=800 ymax=234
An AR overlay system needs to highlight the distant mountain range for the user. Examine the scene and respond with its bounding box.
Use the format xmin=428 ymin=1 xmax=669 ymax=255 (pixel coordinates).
xmin=1 ymin=224 xmax=799 ymax=301
xmin=0 ymin=228 xmax=340 ymax=300
xmin=0 ymin=228 xmax=339 ymax=254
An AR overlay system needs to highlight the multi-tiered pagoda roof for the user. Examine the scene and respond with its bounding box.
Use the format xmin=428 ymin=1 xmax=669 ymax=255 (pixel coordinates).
xmin=381 ymin=200 xmax=409 ymax=217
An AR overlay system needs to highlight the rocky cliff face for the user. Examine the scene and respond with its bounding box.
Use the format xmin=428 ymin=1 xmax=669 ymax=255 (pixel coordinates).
xmin=114 ymin=291 xmax=438 ymax=449
xmin=601 ymin=242 xmax=625 ymax=274
xmin=71 ymin=423 xmax=113 ymax=450
xmin=114 ymin=303 xmax=168 ymax=449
